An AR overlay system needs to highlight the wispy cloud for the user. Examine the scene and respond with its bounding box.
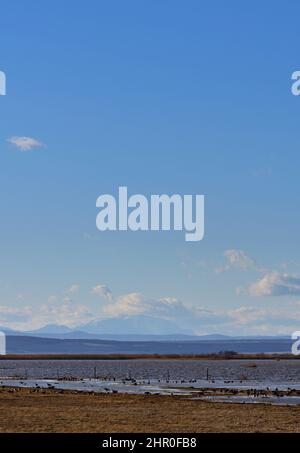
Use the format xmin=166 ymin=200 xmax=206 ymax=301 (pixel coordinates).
xmin=246 ymin=272 xmax=300 ymax=297
xmin=66 ymin=284 xmax=80 ymax=295
xmin=0 ymin=301 xmax=93 ymax=331
xmin=91 ymin=284 xmax=113 ymax=300
xmin=7 ymin=136 xmax=44 ymax=152
xmin=216 ymin=249 xmax=258 ymax=273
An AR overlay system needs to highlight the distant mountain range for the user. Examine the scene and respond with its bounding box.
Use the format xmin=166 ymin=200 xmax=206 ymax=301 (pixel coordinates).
xmin=2 ymin=335 xmax=293 ymax=355
xmin=0 ymin=320 xmax=292 ymax=354
xmin=0 ymin=321 xmax=289 ymax=342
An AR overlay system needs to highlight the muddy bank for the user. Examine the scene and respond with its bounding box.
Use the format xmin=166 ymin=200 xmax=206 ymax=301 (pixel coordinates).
xmin=0 ymin=387 xmax=299 ymax=432
xmin=1 ymin=377 xmax=300 ymax=406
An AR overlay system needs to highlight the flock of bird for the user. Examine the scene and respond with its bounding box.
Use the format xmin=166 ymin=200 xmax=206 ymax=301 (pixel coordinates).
xmin=0 ymin=374 xmax=299 ymax=400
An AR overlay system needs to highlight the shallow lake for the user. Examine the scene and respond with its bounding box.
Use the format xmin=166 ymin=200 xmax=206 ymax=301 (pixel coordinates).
xmin=0 ymin=358 xmax=300 ymax=383
xmin=2 ymin=359 xmax=300 ymax=406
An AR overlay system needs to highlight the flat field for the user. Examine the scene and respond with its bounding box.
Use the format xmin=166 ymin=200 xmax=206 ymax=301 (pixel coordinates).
xmin=0 ymin=387 xmax=298 ymax=432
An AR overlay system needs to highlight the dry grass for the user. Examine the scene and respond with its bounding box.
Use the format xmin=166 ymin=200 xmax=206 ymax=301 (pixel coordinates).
xmin=0 ymin=387 xmax=299 ymax=433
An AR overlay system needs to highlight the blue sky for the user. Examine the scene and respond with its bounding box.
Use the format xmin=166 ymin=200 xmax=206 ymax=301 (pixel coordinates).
xmin=0 ymin=0 xmax=300 ymax=334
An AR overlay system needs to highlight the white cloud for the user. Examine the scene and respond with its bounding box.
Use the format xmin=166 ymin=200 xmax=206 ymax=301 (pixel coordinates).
xmin=102 ymin=293 xmax=197 ymax=319
xmin=228 ymin=306 xmax=267 ymax=325
xmin=66 ymin=284 xmax=80 ymax=295
xmin=91 ymin=284 xmax=113 ymax=300
xmin=0 ymin=305 xmax=33 ymax=323
xmin=247 ymin=272 xmax=300 ymax=297
xmin=37 ymin=303 xmax=92 ymax=328
xmin=103 ymin=292 xmax=145 ymax=317
xmin=216 ymin=249 xmax=257 ymax=273
xmin=103 ymin=292 xmax=215 ymax=323
xmin=0 ymin=302 xmax=93 ymax=331
xmin=225 ymin=249 xmax=255 ymax=269
xmin=7 ymin=136 xmax=44 ymax=152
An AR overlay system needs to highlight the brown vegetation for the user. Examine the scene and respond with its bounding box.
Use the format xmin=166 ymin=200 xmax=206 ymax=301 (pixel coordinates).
xmin=0 ymin=387 xmax=299 ymax=432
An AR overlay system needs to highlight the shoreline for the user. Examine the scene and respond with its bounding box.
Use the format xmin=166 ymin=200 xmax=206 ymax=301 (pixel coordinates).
xmin=0 ymin=386 xmax=299 ymax=432
xmin=1 ymin=377 xmax=300 ymax=406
